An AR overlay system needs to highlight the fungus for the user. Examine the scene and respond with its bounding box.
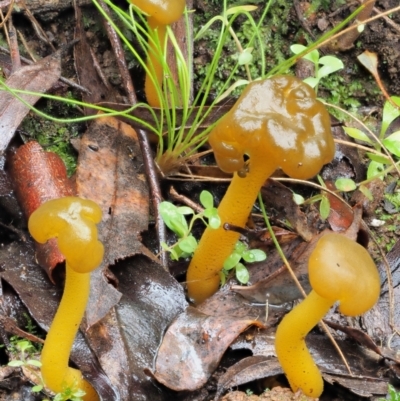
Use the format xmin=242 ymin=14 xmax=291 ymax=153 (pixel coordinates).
xmin=130 ymin=0 xmax=186 ymax=106
xmin=186 ymin=75 xmax=335 ymax=304
xmin=275 ymin=233 xmax=380 ymax=398
xmin=28 ymin=197 xmax=104 ymax=401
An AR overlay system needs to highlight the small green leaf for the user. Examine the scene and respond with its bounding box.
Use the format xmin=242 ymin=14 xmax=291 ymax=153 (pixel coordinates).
xmin=235 ymin=263 xmax=249 ymax=284
xmin=179 ymin=235 xmax=197 ymax=253
xmin=177 ymin=206 xmax=194 ymax=215
xmin=335 ymin=178 xmax=357 ymax=192
xmin=367 ymin=161 xmax=385 ymax=180
xmin=219 ymin=271 xmax=227 ymax=286
xmin=383 ymin=130 xmax=400 ymax=157
xmin=238 ymin=48 xmax=253 ymax=65
xmin=366 ymin=152 xmax=390 ymax=164
xmin=290 ymin=44 xmax=319 ymax=63
xmin=207 ymin=211 xmax=221 ymax=229
xmin=317 ymin=56 xmax=344 ymax=78
xmin=226 ymin=5 xmax=258 ymax=15
xmin=234 ymin=241 xmax=247 ymax=255
xmin=242 ymin=249 xmax=266 ymax=263
xmin=31 ymin=385 xmax=43 ymax=393
xmin=159 ymin=202 xmax=189 ymax=238
xmin=319 ymin=196 xmax=330 ymax=221
xmin=359 ymin=185 xmax=374 ymax=201
xmin=200 ymin=190 xmax=213 ymax=209
xmin=343 ymin=127 xmax=372 ymax=143
xmin=27 ymin=359 xmax=42 ymax=367
xmin=223 ymin=252 xmax=241 ymax=270
xmin=381 ymin=96 xmax=400 ymax=138
xmin=293 ymin=193 xmax=305 ymax=205
xmin=8 ymin=360 xmax=24 ymax=367
xmin=303 ymin=76 xmax=319 ymax=88
xmin=317 ymin=175 xmax=326 ymax=188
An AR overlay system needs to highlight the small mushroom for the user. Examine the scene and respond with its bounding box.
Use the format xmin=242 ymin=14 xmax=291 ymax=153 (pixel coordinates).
xmin=186 ymin=75 xmax=335 ymax=304
xmin=28 ymin=197 xmax=104 ymax=400
xmin=130 ymin=0 xmax=186 ymax=106
xmin=275 ymin=233 xmax=380 ymax=397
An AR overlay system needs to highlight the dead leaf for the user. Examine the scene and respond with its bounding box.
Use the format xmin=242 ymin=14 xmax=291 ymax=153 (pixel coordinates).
xmin=76 ymin=115 xmax=155 ymax=326
xmin=85 ymin=255 xmax=187 ymax=400
xmin=74 ymin=3 xmax=116 ymax=112
xmin=152 ymin=306 xmax=264 ymax=391
xmin=0 ymin=52 xmax=61 ymax=152
xmin=215 ymin=356 xmax=282 ymax=400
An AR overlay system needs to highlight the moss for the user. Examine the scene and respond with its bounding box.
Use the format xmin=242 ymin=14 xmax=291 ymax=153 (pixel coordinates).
xmin=20 ymin=98 xmax=81 ymax=176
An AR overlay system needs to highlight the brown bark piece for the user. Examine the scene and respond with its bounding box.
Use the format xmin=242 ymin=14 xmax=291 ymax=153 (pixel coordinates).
xmin=8 ymin=141 xmax=74 ymax=280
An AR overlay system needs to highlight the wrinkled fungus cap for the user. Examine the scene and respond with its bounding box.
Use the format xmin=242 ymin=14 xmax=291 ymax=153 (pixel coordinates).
xmin=309 ymin=233 xmax=381 ymax=316
xmin=28 ymin=197 xmax=104 ymax=273
xmin=209 ymin=75 xmax=335 ymax=180
xmin=131 ymin=0 xmax=186 ymax=24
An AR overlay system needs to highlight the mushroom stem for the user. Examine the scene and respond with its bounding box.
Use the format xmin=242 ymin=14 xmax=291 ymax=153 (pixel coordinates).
xmin=187 ymin=161 xmax=276 ymax=304
xmin=144 ymin=17 xmax=166 ymax=107
xmin=275 ymin=290 xmax=332 ymax=398
xmin=41 ymin=263 xmax=98 ymax=399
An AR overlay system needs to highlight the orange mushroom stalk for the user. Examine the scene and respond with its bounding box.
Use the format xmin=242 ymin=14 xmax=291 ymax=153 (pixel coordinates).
xmin=130 ymin=0 xmax=186 ymax=106
xmin=186 ymin=75 xmax=335 ymax=304
xmin=28 ymin=197 xmax=104 ymax=401
xmin=275 ymin=233 xmax=380 ymax=398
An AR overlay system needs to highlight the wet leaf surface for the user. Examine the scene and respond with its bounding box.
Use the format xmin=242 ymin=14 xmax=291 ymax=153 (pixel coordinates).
xmin=152 ymin=305 xmax=264 ymax=391
xmin=86 ymin=255 xmax=187 ymax=400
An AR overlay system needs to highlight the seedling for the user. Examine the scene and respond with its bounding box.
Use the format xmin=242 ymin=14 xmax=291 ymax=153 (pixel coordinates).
xmin=291 ymin=44 xmax=344 ymax=94
xmin=160 ymin=190 xmax=266 ymax=285
xmin=159 ymin=190 xmax=220 ymax=260
xmin=221 ymin=241 xmax=266 ymax=285
xmin=339 ymin=96 xmax=400 ymax=186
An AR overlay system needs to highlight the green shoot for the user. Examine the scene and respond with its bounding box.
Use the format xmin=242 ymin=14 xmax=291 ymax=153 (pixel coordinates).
xmin=159 ymin=190 xmax=220 ymax=260
xmin=221 ymin=241 xmax=266 ymax=285
xmin=290 ymin=44 xmax=344 ymax=93
xmin=342 ymin=96 xmax=400 ymax=181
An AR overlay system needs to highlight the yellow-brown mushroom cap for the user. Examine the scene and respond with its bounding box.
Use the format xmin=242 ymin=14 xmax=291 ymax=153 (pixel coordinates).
xmin=131 ymin=0 xmax=186 ymax=25
xmin=208 ymin=75 xmax=335 ymax=180
xmin=28 ymin=197 xmax=104 ymax=273
xmin=308 ymin=233 xmax=381 ymax=315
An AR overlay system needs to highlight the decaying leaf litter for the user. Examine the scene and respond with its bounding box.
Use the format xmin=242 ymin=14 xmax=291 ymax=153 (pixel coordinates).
xmin=0 ymin=1 xmax=399 ymax=400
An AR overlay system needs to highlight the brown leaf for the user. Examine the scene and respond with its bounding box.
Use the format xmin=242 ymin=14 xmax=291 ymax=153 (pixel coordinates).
xmin=76 ymin=115 xmax=154 ymax=326
xmin=262 ymin=179 xmax=316 ymax=242
xmin=152 ymin=306 xmax=264 ymax=391
xmin=74 ymin=3 xmax=115 ymax=112
xmin=0 ymin=52 xmax=61 ymax=152
xmin=86 ymin=255 xmax=187 ymax=401
xmin=8 ymin=141 xmax=74 ymax=281
xmin=215 ymin=355 xmax=282 ymax=400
